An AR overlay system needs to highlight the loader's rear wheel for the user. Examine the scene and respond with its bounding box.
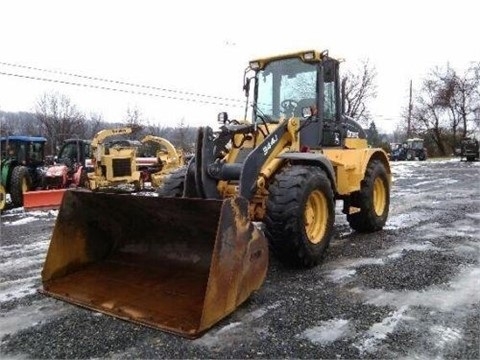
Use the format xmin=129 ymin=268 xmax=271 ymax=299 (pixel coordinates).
xmin=347 ymin=159 xmax=389 ymax=232
xmin=265 ymin=165 xmax=335 ymax=268
xmin=156 ymin=165 xmax=187 ymax=197
xmin=10 ymin=166 xmax=32 ymax=207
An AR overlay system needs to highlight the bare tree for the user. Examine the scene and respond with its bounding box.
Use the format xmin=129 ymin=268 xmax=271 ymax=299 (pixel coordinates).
xmin=173 ymin=117 xmax=195 ymax=153
xmin=341 ymin=59 xmax=377 ymax=125
xmin=435 ymin=63 xmax=480 ymax=139
xmin=85 ymin=112 xmax=105 ymax=139
xmin=124 ymin=106 xmax=144 ymax=140
xmin=411 ymin=77 xmax=448 ymax=155
xmin=408 ymin=63 xmax=480 ymax=156
xmin=35 ymin=92 xmax=86 ymax=154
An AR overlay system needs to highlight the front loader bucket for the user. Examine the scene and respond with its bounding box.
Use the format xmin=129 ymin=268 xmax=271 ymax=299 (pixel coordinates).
xmin=41 ymin=190 xmax=268 ymax=338
xmin=23 ymin=189 xmax=67 ymax=211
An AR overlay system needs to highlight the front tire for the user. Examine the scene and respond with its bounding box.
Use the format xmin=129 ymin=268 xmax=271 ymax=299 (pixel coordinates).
xmin=347 ymin=159 xmax=390 ymax=232
xmin=10 ymin=166 xmax=32 ymax=207
xmin=156 ymin=166 xmax=187 ymax=197
xmin=265 ymin=165 xmax=335 ymax=268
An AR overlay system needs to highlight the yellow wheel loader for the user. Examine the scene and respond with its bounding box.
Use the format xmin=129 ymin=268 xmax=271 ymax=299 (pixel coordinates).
xmin=140 ymin=135 xmax=184 ymax=188
xmin=41 ymin=50 xmax=390 ymax=338
xmin=87 ymin=126 xmax=143 ymax=191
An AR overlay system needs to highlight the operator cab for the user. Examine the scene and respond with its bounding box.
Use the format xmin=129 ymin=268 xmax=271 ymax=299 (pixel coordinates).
xmin=248 ymin=51 xmax=350 ymax=149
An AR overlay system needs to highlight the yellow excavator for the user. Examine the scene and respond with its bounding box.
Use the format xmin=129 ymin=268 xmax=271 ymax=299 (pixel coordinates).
xmin=41 ymin=50 xmax=391 ymax=338
xmin=140 ymin=135 xmax=184 ymax=188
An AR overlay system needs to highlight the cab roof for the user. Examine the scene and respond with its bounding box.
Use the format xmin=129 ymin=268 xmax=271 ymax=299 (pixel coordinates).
xmin=0 ymin=136 xmax=47 ymax=143
xmin=249 ymin=49 xmax=338 ymax=70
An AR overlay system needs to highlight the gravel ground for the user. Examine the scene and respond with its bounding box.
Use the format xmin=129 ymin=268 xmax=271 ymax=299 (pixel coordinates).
xmin=0 ymin=159 xmax=479 ymax=359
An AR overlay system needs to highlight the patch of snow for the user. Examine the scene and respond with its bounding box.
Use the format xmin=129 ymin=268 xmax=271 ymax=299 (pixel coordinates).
xmin=354 ymin=306 xmax=409 ymax=354
xmin=417 ymin=218 xmax=480 ymax=240
xmin=357 ymin=266 xmax=480 ymax=312
xmin=216 ymin=321 xmax=242 ymax=335
xmin=466 ymin=212 xmax=480 ymax=221
xmin=193 ymin=303 xmax=280 ymax=348
xmin=384 ymin=211 xmax=432 ymax=230
xmin=328 ymin=257 xmax=384 ymax=270
xmin=2 ymin=216 xmax=38 ymax=226
xmin=430 ymin=325 xmax=462 ymax=350
xmin=0 ymin=298 xmax=70 ymax=338
xmin=298 ymin=319 xmax=351 ymax=345
xmin=385 ymin=241 xmax=437 ymax=259
xmin=0 ymin=276 xmax=38 ymax=302
xmin=326 ymin=268 xmax=356 ymax=282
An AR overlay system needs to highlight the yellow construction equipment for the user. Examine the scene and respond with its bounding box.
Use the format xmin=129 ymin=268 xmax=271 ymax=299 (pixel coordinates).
xmin=141 ymin=135 xmax=184 ymax=188
xmin=41 ymin=50 xmax=391 ymax=338
xmin=87 ymin=126 xmax=143 ymax=191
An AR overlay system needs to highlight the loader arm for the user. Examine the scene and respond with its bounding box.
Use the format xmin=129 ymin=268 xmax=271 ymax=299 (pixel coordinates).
xmin=239 ymin=118 xmax=300 ymax=200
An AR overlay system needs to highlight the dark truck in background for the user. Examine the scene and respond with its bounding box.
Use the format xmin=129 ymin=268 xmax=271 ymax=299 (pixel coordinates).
xmin=459 ymin=137 xmax=479 ymax=162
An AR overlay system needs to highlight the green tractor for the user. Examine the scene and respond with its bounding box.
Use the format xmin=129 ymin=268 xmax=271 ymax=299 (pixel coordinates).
xmin=0 ymin=135 xmax=47 ymax=208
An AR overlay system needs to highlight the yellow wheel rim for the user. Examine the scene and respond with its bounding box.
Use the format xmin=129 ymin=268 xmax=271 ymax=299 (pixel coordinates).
xmin=373 ymin=177 xmax=387 ymax=216
xmin=304 ymin=190 xmax=328 ymax=244
xmin=0 ymin=185 xmax=6 ymax=210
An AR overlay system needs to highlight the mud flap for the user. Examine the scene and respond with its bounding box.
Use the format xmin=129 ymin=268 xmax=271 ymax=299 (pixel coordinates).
xmin=41 ymin=190 xmax=268 ymax=338
xmin=23 ymin=189 xmax=67 ymax=211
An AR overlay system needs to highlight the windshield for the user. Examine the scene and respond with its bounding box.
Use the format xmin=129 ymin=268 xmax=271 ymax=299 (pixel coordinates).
xmin=0 ymin=140 xmax=44 ymax=164
xmin=255 ymin=58 xmax=317 ymax=122
xmin=409 ymin=140 xmax=424 ymax=149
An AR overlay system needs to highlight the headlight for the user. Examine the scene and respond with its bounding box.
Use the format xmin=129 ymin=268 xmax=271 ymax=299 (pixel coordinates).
xmin=303 ymin=51 xmax=315 ymax=61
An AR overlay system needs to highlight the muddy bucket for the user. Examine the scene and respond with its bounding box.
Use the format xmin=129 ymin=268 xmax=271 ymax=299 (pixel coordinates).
xmin=41 ymin=190 xmax=268 ymax=338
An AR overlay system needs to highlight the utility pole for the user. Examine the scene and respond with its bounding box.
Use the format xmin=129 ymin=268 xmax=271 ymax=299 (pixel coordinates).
xmin=407 ymin=80 xmax=412 ymax=138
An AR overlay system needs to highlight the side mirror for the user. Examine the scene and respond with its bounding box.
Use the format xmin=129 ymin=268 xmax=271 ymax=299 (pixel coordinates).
xmin=217 ymin=112 xmax=228 ymax=124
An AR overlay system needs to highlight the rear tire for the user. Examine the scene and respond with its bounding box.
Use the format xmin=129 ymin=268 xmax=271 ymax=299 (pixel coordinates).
xmin=347 ymin=159 xmax=389 ymax=232
xmin=265 ymin=165 xmax=335 ymax=268
xmin=156 ymin=166 xmax=187 ymax=197
xmin=10 ymin=166 xmax=32 ymax=207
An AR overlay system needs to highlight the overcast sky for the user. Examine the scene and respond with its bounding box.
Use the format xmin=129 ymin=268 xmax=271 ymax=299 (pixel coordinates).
xmin=0 ymin=0 xmax=479 ymax=133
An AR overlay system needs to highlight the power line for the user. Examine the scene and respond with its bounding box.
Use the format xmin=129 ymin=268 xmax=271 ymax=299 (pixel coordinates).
xmin=0 ymin=70 xmax=245 ymax=109
xmin=0 ymin=60 xmax=244 ymax=104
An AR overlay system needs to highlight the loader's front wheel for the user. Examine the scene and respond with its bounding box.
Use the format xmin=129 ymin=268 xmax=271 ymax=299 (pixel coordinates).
xmin=347 ymin=159 xmax=389 ymax=232
xmin=265 ymin=165 xmax=335 ymax=268
xmin=10 ymin=166 xmax=32 ymax=207
xmin=156 ymin=165 xmax=187 ymax=197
